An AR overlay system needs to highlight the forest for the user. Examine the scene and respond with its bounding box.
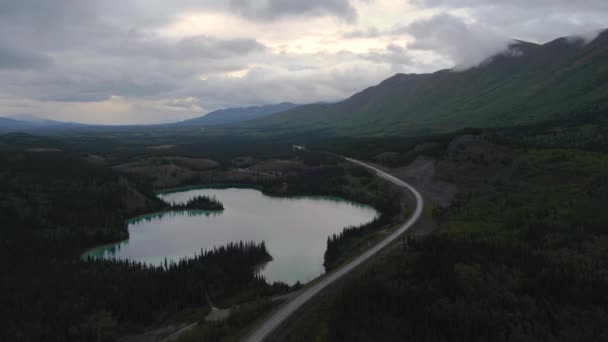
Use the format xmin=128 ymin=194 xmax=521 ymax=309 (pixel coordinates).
xmin=324 ymin=196 xmax=402 ymax=270
xmin=0 ymin=146 xmax=272 ymax=341
xmin=0 ymin=134 xmax=401 ymax=341
xmin=320 ymin=117 xmax=608 ymax=341
xmin=168 ymin=195 xmax=225 ymax=211
xmin=6 ymin=108 xmax=608 ymax=341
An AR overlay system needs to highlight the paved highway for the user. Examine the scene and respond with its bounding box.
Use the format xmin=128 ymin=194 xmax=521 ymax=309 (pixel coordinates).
xmin=245 ymin=157 xmax=424 ymax=342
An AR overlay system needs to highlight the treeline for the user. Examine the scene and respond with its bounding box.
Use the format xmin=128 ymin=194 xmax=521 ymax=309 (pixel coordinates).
xmin=325 ymin=139 xmax=608 ymax=341
xmin=81 ymin=240 xmax=271 ymax=324
xmin=0 ymin=142 xmax=406 ymax=341
xmin=0 ymin=150 xmax=279 ymax=342
xmin=329 ymin=233 xmax=608 ymax=341
xmin=267 ymin=152 xmax=406 ymax=270
xmin=311 ymin=128 xmax=482 ymax=168
xmin=496 ymin=106 xmax=608 ymax=152
xmin=174 ymin=149 xmax=407 ymax=272
xmin=324 ymin=197 xmax=402 ymax=269
xmin=0 ymin=151 xmax=165 ymax=252
xmin=169 ymin=195 xmax=224 ymax=211
xmin=311 ymin=107 xmax=608 ymax=169
xmin=2 ymin=239 xmax=272 ymax=342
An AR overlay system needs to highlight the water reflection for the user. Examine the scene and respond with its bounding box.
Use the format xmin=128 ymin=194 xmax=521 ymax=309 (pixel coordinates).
xmin=84 ymin=188 xmax=377 ymax=285
xmin=128 ymin=210 xmax=222 ymax=225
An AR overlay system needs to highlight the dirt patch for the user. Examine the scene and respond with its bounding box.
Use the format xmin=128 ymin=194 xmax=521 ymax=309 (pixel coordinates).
xmin=388 ymin=156 xmax=457 ymax=208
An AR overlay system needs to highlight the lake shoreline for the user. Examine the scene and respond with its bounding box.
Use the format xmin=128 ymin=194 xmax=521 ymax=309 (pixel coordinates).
xmin=82 ymin=182 xmax=373 ymax=260
xmin=83 ymin=186 xmax=378 ymax=285
xmin=156 ymin=183 xmax=374 ymax=209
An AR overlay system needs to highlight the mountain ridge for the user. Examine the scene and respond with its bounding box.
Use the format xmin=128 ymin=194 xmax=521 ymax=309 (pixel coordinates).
xmin=0 ymin=116 xmax=85 ymax=132
xmin=176 ymin=102 xmax=299 ymax=126
xmin=245 ymin=29 xmax=608 ymax=136
xmin=0 ymin=103 xmax=300 ymax=132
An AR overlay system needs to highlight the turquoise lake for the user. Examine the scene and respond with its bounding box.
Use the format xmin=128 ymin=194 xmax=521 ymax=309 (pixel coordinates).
xmin=84 ymin=188 xmax=377 ymax=285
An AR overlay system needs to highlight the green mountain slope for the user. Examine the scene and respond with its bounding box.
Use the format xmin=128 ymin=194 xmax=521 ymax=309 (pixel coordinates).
xmin=177 ymin=102 xmax=298 ymax=126
xmin=248 ymin=30 xmax=608 ymax=136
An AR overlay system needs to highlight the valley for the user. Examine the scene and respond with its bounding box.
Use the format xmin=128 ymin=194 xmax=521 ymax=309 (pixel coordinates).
xmin=0 ymin=133 xmax=408 ymax=341
xmin=1 ymin=15 xmax=607 ymax=342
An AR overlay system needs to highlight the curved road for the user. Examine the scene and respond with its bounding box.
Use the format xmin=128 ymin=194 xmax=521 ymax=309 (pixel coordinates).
xmin=245 ymin=158 xmax=424 ymax=342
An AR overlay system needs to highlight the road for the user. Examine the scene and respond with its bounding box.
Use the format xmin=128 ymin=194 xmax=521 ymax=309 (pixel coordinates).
xmin=244 ymin=157 xmax=424 ymax=342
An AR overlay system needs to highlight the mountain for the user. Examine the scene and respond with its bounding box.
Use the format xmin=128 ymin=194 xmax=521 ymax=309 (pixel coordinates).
xmin=247 ymin=30 xmax=608 ymax=136
xmin=0 ymin=116 xmax=83 ymax=132
xmin=177 ymin=102 xmax=299 ymax=126
xmin=0 ymin=117 xmax=30 ymax=130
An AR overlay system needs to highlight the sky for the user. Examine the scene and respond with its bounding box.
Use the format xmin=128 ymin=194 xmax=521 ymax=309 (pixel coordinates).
xmin=0 ymin=0 xmax=606 ymax=124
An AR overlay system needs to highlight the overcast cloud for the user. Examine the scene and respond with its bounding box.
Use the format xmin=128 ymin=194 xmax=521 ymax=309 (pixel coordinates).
xmin=0 ymin=0 xmax=606 ymax=124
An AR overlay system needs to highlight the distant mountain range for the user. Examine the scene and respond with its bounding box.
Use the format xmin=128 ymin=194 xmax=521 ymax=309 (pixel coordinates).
xmin=0 ymin=116 xmax=84 ymax=132
xmin=176 ymin=102 xmax=299 ymax=126
xmin=0 ymin=103 xmax=301 ymax=133
xmin=0 ymin=103 xmax=300 ymax=133
xmin=3 ymin=30 xmax=607 ymax=137
xmin=246 ymin=30 xmax=608 ymax=136
xmin=0 ymin=117 xmax=24 ymax=129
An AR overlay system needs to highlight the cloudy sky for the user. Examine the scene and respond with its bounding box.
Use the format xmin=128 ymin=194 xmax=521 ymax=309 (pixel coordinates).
xmin=0 ymin=0 xmax=606 ymax=124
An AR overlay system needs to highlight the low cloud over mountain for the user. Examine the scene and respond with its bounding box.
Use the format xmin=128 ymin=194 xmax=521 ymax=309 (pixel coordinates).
xmin=0 ymin=0 xmax=606 ymax=124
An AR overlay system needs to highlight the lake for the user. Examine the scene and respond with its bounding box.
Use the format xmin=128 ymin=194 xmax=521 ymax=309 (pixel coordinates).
xmin=84 ymin=188 xmax=378 ymax=285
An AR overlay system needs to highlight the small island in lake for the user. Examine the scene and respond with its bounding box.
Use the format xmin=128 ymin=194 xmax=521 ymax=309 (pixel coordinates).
xmin=169 ymin=195 xmax=224 ymax=211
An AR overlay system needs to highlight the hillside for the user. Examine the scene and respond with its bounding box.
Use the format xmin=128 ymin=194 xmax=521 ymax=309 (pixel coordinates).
xmin=0 ymin=116 xmax=83 ymax=133
xmin=248 ymin=30 xmax=608 ymax=136
xmin=177 ymin=102 xmax=298 ymax=126
xmin=0 ymin=117 xmax=28 ymax=131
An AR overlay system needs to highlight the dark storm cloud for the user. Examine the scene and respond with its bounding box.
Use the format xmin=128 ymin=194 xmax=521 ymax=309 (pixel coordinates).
xmin=0 ymin=42 xmax=53 ymax=70
xmin=0 ymin=0 xmax=272 ymax=105
xmin=0 ymin=0 xmax=605 ymax=124
xmin=0 ymin=0 xmax=359 ymax=52
xmin=413 ymin=0 xmax=608 ymax=11
xmin=0 ymin=0 xmax=372 ymax=113
xmin=398 ymin=14 xmax=513 ymax=69
xmin=177 ymin=36 xmax=267 ymax=58
xmin=229 ymin=0 xmax=359 ymax=22
xmin=95 ymin=30 xmax=268 ymax=61
xmin=362 ymin=44 xmax=413 ymax=66
xmin=33 ymin=76 xmax=179 ymax=103
xmin=410 ymin=0 xmax=608 ymax=42
xmin=0 ymin=0 xmax=360 ymax=27
xmin=0 ymin=0 xmax=120 ymax=50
